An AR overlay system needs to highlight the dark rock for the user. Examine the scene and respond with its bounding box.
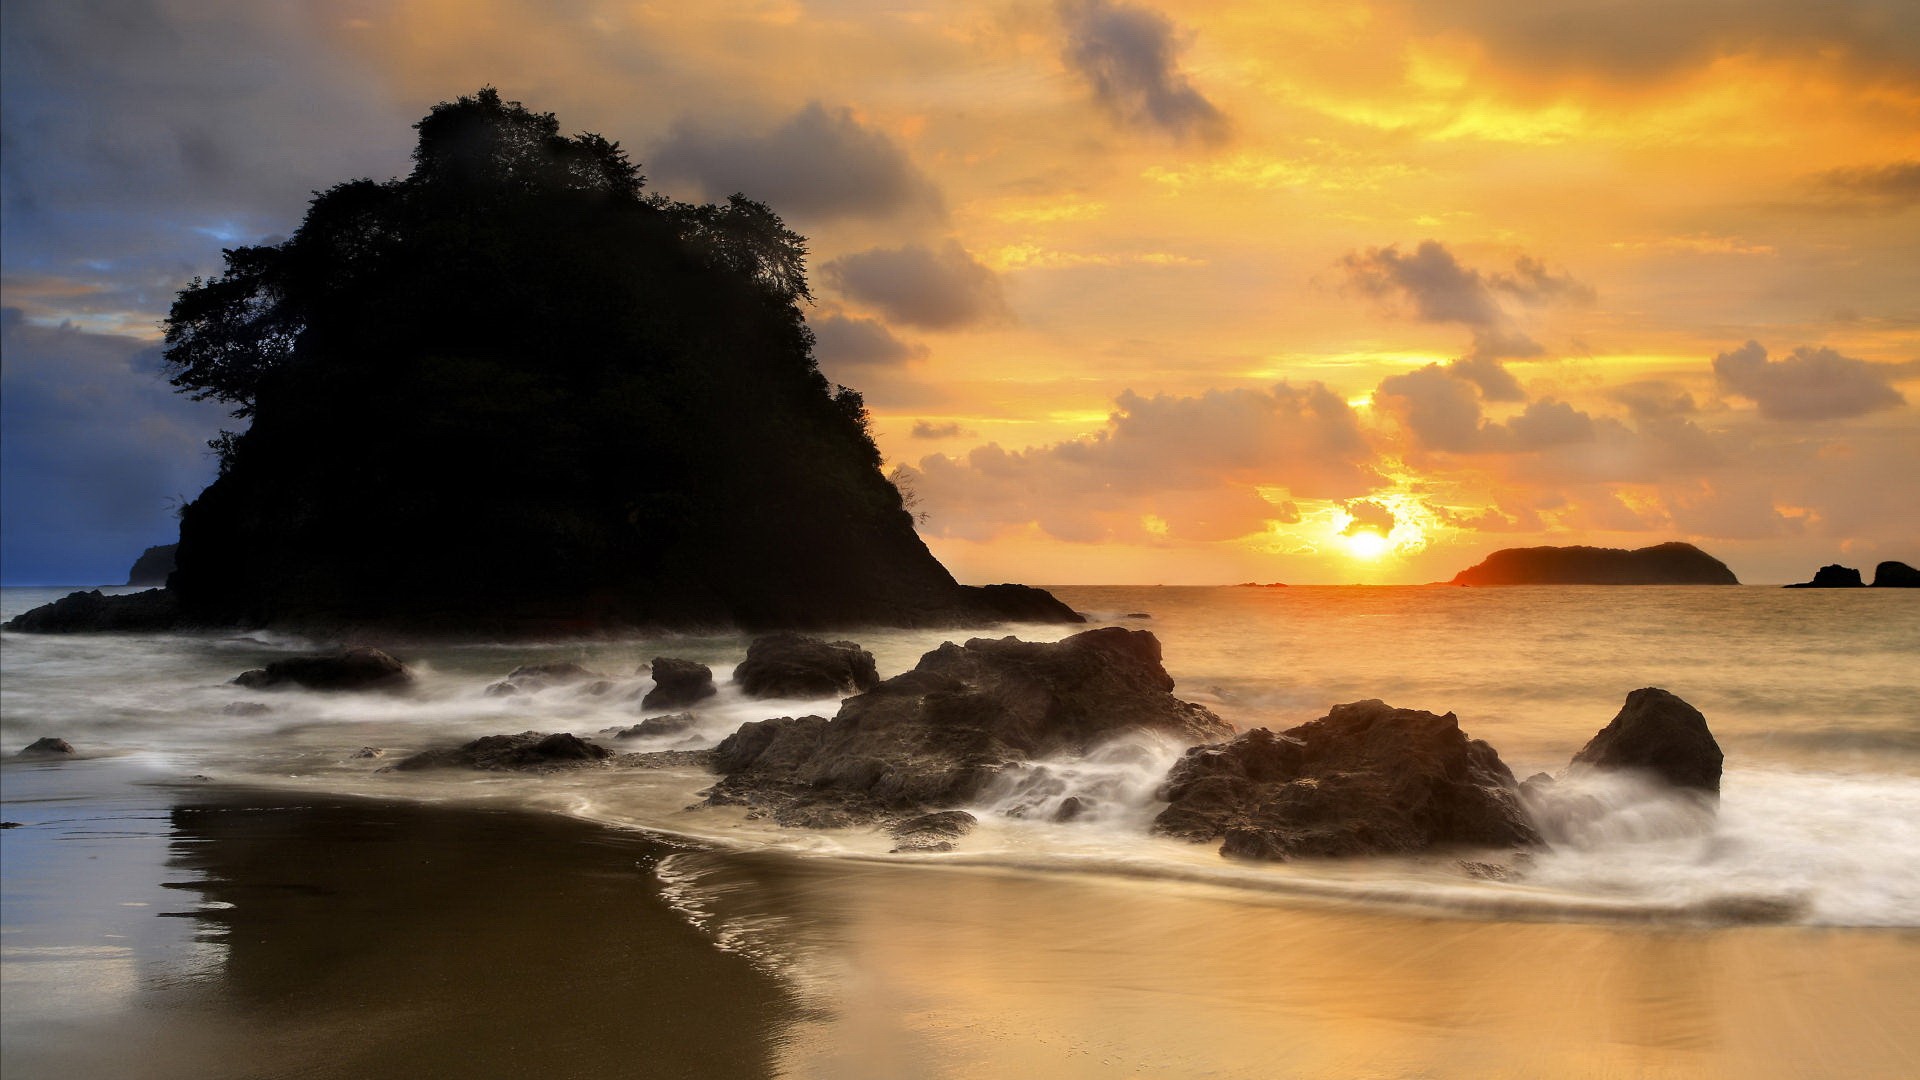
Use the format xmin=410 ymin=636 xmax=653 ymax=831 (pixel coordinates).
xmin=579 ymin=679 xmax=616 ymax=696
xmin=957 ymin=584 xmax=1085 ymax=624
xmin=392 ymin=731 xmax=612 ymax=771
xmin=710 ymin=628 xmax=1231 ymax=825
xmin=889 ymin=810 xmax=978 ymax=853
xmin=1450 ymin=542 xmax=1739 ymax=586
xmin=1053 ymin=796 xmax=1089 ymax=822
xmin=0 ymin=822 xmax=21 ymax=829
xmin=1568 ymin=687 xmax=1723 ymax=795
xmin=222 ymin=701 xmax=273 ymax=716
xmin=233 ymin=648 xmax=413 ymax=692
xmin=1785 ymin=564 xmax=1864 ymax=588
xmin=126 ymin=543 xmax=178 ymax=586
xmin=1123 ymin=613 xmax=1152 ymax=620
xmin=1870 ymin=561 xmax=1919 ymax=588
xmin=613 ymin=713 xmax=699 ymax=740
xmin=18 ymin=737 xmax=77 ymax=758
xmin=1152 ymin=700 xmax=1538 ymax=860
xmin=351 ymin=747 xmax=385 ymax=759
xmin=642 ymin=657 xmax=717 ymax=709
xmin=732 ymin=634 xmax=880 ymax=699
xmin=3 ymin=589 xmax=183 ymax=633
xmin=483 ymin=681 xmax=521 ymax=697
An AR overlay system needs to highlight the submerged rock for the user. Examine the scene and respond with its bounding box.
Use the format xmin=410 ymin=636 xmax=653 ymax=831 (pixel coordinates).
xmin=3 ymin=589 xmax=183 ymax=633
xmin=392 ymin=731 xmax=611 ymax=771
xmin=233 ymin=648 xmax=413 ymax=692
xmin=732 ymin=634 xmax=880 ymax=699
xmin=1785 ymin=564 xmax=1864 ymax=588
xmin=642 ymin=657 xmax=717 ymax=709
xmin=18 ymin=737 xmax=77 ymax=758
xmin=1567 ymin=687 xmax=1722 ymax=795
xmin=1152 ymin=700 xmax=1537 ymax=860
xmin=709 ymin=628 xmax=1230 ymax=825
xmin=223 ymin=701 xmax=273 ymax=716
xmin=1871 ymin=561 xmax=1920 ymax=588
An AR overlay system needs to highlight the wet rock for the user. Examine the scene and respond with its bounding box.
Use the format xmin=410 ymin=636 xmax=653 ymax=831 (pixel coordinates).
xmin=1152 ymin=700 xmax=1537 ymax=860
xmin=1785 ymin=564 xmax=1864 ymax=588
xmin=351 ymin=747 xmax=385 ymax=759
xmin=18 ymin=737 xmax=77 ymax=758
xmin=1567 ymin=687 xmax=1722 ymax=795
xmin=710 ymin=628 xmax=1230 ymax=825
xmin=483 ymin=681 xmax=521 ymax=697
xmin=889 ymin=810 xmax=978 ymax=853
xmin=1053 ymin=796 xmax=1090 ymax=822
xmin=641 ymin=657 xmax=718 ymax=709
xmin=612 ymin=713 xmax=699 ymax=740
xmin=3 ymin=588 xmax=182 ymax=633
xmin=732 ymin=634 xmax=880 ymax=699
xmin=391 ymin=731 xmax=612 ymax=772
xmin=1871 ymin=561 xmax=1920 ymax=588
xmin=223 ymin=701 xmax=273 ymax=716
xmin=578 ymin=680 xmax=615 ymax=697
xmin=233 ymin=647 xmax=413 ymax=692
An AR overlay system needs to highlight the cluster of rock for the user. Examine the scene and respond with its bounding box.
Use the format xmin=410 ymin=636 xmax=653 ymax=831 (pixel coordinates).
xmin=1785 ymin=561 xmax=1918 ymax=588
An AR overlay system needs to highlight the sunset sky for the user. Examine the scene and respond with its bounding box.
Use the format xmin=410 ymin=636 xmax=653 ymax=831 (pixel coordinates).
xmin=4 ymin=0 xmax=1917 ymax=585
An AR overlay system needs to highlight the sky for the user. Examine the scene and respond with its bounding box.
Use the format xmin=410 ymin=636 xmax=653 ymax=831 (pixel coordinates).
xmin=3 ymin=0 xmax=1917 ymax=586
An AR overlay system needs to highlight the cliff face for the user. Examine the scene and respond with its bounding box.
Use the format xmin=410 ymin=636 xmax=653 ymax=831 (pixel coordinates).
xmin=125 ymin=543 xmax=177 ymax=586
xmin=1449 ymin=542 xmax=1740 ymax=586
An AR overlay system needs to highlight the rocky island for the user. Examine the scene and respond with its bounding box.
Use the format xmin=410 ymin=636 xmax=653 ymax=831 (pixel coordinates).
xmin=1449 ymin=541 xmax=1739 ymax=586
xmin=5 ymin=90 xmax=1076 ymax=637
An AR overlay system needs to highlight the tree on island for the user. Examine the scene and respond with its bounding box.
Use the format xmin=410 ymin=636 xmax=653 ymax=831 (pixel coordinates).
xmin=11 ymin=88 xmax=1075 ymax=634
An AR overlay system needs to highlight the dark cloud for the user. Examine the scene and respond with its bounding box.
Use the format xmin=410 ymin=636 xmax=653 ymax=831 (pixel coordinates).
xmin=1447 ymin=355 xmax=1526 ymax=401
xmin=900 ymin=382 xmax=1381 ymax=543
xmin=809 ymin=313 xmax=928 ymax=369
xmin=911 ymin=420 xmax=976 ymax=439
xmin=1609 ymin=380 xmax=1699 ymax=420
xmin=1502 ymin=398 xmax=1596 ymax=450
xmin=824 ymin=241 xmax=1010 ymax=330
xmin=1811 ymin=160 xmax=1920 ymax=212
xmin=1056 ymin=0 xmax=1228 ymax=143
xmin=1374 ymin=363 xmax=1598 ymax=454
xmin=1340 ymin=240 xmax=1589 ymax=371
xmin=650 ymin=102 xmax=945 ymax=222
xmin=0 ymin=308 xmax=227 ymax=583
xmin=1712 ymin=340 xmax=1908 ymax=421
xmin=1340 ymin=499 xmax=1396 ymax=537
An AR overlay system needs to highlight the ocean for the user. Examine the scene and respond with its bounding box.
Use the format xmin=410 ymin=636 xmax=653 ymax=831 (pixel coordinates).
xmin=3 ymin=583 xmax=1917 ymax=1077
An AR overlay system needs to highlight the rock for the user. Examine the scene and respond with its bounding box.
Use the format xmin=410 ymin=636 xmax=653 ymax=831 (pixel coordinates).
xmin=483 ymin=681 xmax=521 ymax=697
xmin=1123 ymin=613 xmax=1152 ymax=620
xmin=222 ymin=701 xmax=272 ymax=716
xmin=955 ymin=584 xmax=1086 ymax=625
xmin=392 ymin=731 xmax=612 ymax=771
xmin=642 ymin=658 xmax=717 ymax=709
xmin=578 ymin=680 xmax=615 ymax=697
xmin=1152 ymin=700 xmax=1538 ymax=860
xmin=732 ymin=634 xmax=880 ymax=699
xmin=889 ymin=810 xmax=978 ymax=853
xmin=1870 ymin=561 xmax=1920 ymax=588
xmin=233 ymin=648 xmax=413 ymax=692
xmin=1567 ymin=687 xmax=1723 ymax=795
xmin=612 ymin=713 xmax=698 ymax=740
xmin=18 ymin=737 xmax=77 ymax=758
xmin=1450 ymin=542 xmax=1739 ymax=585
xmin=126 ymin=543 xmax=178 ymax=586
xmin=1053 ymin=796 xmax=1089 ymax=822
xmin=351 ymin=747 xmax=385 ymax=759
xmin=506 ymin=661 xmax=602 ymax=683
xmin=3 ymin=588 xmax=182 ymax=633
xmin=1785 ymin=564 xmax=1864 ymax=588
xmin=710 ymin=628 xmax=1231 ymax=825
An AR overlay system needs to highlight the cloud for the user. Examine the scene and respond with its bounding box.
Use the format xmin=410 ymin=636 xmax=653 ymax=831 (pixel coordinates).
xmin=1056 ymin=0 xmax=1228 ymax=143
xmin=1340 ymin=240 xmax=1590 ymax=373
xmin=911 ymin=420 xmax=976 ymax=439
xmin=1712 ymin=340 xmax=1908 ymax=420
xmin=1373 ymin=362 xmax=1602 ymax=454
xmin=824 ymin=241 xmax=1010 ymax=330
xmin=1609 ymin=380 xmax=1699 ymax=419
xmin=0 ymin=308 xmax=227 ymax=583
xmin=1447 ymin=354 xmax=1526 ymax=401
xmin=650 ymin=102 xmax=945 ymax=222
xmin=899 ymin=381 xmax=1381 ymax=543
xmin=1810 ymin=160 xmax=1920 ymax=212
xmin=1340 ymin=499 xmax=1396 ymax=537
xmin=809 ymin=313 xmax=928 ymax=368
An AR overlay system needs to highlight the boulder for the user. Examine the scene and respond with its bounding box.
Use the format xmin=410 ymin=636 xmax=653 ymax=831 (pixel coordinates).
xmin=1871 ymin=561 xmax=1920 ymax=588
xmin=642 ymin=657 xmax=717 ymax=709
xmin=3 ymin=589 xmax=182 ymax=633
xmin=709 ymin=628 xmax=1231 ymax=824
xmin=732 ymin=634 xmax=880 ymax=699
xmin=1152 ymin=700 xmax=1538 ymax=860
xmin=612 ymin=713 xmax=699 ymax=740
xmin=1567 ymin=687 xmax=1722 ymax=795
xmin=889 ymin=810 xmax=978 ymax=853
xmin=1785 ymin=564 xmax=1864 ymax=588
xmin=18 ymin=737 xmax=77 ymax=758
xmin=391 ymin=731 xmax=611 ymax=771
xmin=233 ymin=648 xmax=413 ymax=692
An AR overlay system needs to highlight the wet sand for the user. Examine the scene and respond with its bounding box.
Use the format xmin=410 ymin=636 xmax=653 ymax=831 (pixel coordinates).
xmin=4 ymin=758 xmax=1917 ymax=1079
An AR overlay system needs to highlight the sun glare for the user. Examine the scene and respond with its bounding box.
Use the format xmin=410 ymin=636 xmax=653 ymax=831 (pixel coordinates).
xmin=1342 ymin=530 xmax=1392 ymax=559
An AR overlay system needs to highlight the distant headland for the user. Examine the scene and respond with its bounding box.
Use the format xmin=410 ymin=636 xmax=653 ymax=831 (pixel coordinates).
xmin=1449 ymin=542 xmax=1739 ymax=586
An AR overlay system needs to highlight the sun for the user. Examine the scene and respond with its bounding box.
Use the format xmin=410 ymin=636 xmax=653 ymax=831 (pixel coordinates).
xmin=1341 ymin=530 xmax=1392 ymax=559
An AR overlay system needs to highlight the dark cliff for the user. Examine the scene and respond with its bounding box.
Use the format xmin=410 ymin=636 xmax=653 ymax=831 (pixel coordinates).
xmin=125 ymin=543 xmax=177 ymax=586
xmin=9 ymin=90 xmax=1077 ymax=636
xmin=1449 ymin=542 xmax=1739 ymax=586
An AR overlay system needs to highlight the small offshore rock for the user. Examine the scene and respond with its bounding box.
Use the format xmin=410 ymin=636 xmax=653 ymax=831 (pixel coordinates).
xmin=1871 ymin=561 xmax=1920 ymax=587
xmin=222 ymin=701 xmax=272 ymax=716
xmin=1568 ymin=687 xmax=1723 ymax=795
xmin=642 ymin=657 xmax=718 ymax=709
xmin=18 ymin=737 xmax=77 ymax=758
xmin=2 ymin=588 xmax=181 ymax=633
xmin=1784 ymin=564 xmax=1864 ymax=588
xmin=1123 ymin=612 xmax=1152 ymax=620
xmin=233 ymin=647 xmax=413 ymax=692
xmin=392 ymin=731 xmax=612 ymax=771
xmin=733 ymin=634 xmax=880 ymax=699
